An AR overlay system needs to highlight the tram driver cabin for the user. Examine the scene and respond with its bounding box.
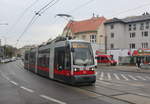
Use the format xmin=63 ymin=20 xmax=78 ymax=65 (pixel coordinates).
xmin=24 ymin=37 xmax=96 ymax=85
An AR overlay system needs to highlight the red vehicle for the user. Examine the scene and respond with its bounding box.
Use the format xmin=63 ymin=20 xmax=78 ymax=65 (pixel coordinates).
xmin=96 ymin=55 xmax=117 ymax=66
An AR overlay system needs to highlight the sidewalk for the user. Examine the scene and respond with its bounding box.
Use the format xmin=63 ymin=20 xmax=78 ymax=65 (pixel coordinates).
xmin=98 ymin=65 xmax=150 ymax=73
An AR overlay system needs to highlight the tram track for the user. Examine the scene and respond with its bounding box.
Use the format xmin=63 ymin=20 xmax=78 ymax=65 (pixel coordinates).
xmin=12 ymin=61 xmax=150 ymax=104
xmin=13 ymin=62 xmax=135 ymax=104
xmin=78 ymin=86 xmax=136 ymax=104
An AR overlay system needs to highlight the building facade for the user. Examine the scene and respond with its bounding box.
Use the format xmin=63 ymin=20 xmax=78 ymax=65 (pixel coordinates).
xmin=17 ymin=45 xmax=36 ymax=57
xmin=0 ymin=46 xmax=4 ymax=60
xmin=104 ymin=14 xmax=150 ymax=50
xmin=63 ymin=17 xmax=106 ymax=50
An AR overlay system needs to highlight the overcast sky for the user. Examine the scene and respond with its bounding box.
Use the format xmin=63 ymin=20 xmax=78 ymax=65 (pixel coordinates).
xmin=0 ymin=0 xmax=150 ymax=48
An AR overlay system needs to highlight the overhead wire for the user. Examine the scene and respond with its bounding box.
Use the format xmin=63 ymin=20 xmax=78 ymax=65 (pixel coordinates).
xmin=109 ymin=2 xmax=150 ymax=18
xmin=68 ymin=0 xmax=95 ymax=14
xmin=15 ymin=0 xmax=60 ymax=47
xmin=7 ymin=0 xmax=40 ymax=35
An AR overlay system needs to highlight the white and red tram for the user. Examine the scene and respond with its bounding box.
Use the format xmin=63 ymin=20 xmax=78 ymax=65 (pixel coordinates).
xmin=24 ymin=37 xmax=96 ymax=85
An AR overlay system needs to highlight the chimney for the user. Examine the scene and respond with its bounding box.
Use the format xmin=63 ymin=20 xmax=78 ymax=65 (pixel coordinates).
xmin=93 ymin=13 xmax=95 ymax=18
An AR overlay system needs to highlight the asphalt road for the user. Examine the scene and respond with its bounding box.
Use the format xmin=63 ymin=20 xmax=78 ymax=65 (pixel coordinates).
xmin=0 ymin=60 xmax=150 ymax=104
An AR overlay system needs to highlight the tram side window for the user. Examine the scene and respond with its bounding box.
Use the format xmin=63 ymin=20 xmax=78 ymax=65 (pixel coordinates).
xmin=30 ymin=52 xmax=36 ymax=64
xmin=25 ymin=53 xmax=29 ymax=61
xmin=54 ymin=47 xmax=71 ymax=70
xmin=38 ymin=49 xmax=50 ymax=67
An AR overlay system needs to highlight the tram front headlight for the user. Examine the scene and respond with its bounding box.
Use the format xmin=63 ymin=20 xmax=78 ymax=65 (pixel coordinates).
xmin=89 ymin=67 xmax=95 ymax=71
xmin=74 ymin=68 xmax=80 ymax=71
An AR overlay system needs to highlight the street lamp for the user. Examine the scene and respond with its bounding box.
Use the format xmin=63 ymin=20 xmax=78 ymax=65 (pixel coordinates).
xmin=0 ymin=23 xmax=8 ymax=26
xmin=56 ymin=14 xmax=73 ymax=37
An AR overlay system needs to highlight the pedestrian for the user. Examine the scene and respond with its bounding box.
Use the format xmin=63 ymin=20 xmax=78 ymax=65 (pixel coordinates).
xmin=136 ymin=58 xmax=141 ymax=68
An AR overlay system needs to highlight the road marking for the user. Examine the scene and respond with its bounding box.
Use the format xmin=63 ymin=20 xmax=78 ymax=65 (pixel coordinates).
xmin=99 ymin=72 xmax=104 ymax=80
xmin=10 ymin=81 xmax=18 ymax=86
xmin=20 ymin=86 xmax=34 ymax=93
xmin=113 ymin=73 xmax=120 ymax=80
xmin=145 ymin=76 xmax=150 ymax=80
xmin=107 ymin=73 xmax=111 ymax=80
xmin=136 ymin=76 xmax=146 ymax=80
xmin=97 ymin=80 xmax=111 ymax=85
xmin=128 ymin=75 xmax=137 ymax=80
xmin=121 ymin=74 xmax=129 ymax=81
xmin=130 ymin=84 xmax=144 ymax=87
xmin=40 ymin=95 xmax=66 ymax=104
xmin=137 ymin=93 xmax=150 ymax=97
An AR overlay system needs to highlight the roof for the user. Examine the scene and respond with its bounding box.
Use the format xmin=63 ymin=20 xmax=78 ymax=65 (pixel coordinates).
xmin=105 ymin=14 xmax=150 ymax=24
xmin=65 ymin=17 xmax=106 ymax=34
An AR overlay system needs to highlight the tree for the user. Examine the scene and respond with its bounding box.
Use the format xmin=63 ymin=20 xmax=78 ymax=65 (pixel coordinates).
xmin=4 ymin=45 xmax=17 ymax=58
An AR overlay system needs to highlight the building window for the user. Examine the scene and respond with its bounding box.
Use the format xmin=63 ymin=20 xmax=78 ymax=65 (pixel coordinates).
xmin=129 ymin=24 xmax=132 ymax=31
xmin=129 ymin=43 xmax=136 ymax=49
xmin=90 ymin=35 xmax=96 ymax=43
xmin=146 ymin=22 xmax=149 ymax=29
xmin=82 ymin=35 xmax=86 ymax=39
xmin=110 ymin=24 xmax=114 ymax=29
xmin=140 ymin=23 xmax=144 ymax=30
xmin=142 ymin=42 xmax=148 ymax=48
xmin=111 ymin=33 xmax=114 ymax=38
xmin=110 ymin=44 xmax=114 ymax=49
xmin=133 ymin=24 xmax=136 ymax=30
xmin=142 ymin=31 xmax=148 ymax=37
xmin=130 ymin=32 xmax=136 ymax=38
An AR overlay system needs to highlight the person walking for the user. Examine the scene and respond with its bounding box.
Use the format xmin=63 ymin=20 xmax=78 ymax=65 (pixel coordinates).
xmin=136 ymin=58 xmax=141 ymax=68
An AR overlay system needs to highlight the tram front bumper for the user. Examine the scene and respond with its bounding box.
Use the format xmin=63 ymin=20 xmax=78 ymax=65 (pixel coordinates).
xmin=71 ymin=74 xmax=96 ymax=84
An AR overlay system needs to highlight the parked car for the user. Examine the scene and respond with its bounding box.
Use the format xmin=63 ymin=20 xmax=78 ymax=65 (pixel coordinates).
xmin=1 ymin=59 xmax=10 ymax=63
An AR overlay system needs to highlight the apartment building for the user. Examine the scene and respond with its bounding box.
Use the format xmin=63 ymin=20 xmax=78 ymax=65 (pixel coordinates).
xmin=104 ymin=13 xmax=150 ymax=50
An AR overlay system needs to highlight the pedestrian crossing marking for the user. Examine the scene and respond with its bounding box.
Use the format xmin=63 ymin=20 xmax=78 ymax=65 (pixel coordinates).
xmin=99 ymin=72 xmax=104 ymax=80
xmin=145 ymin=76 xmax=150 ymax=80
xmin=98 ymin=72 xmax=150 ymax=81
xmin=97 ymin=80 xmax=111 ymax=85
xmin=128 ymin=75 xmax=137 ymax=80
xmin=107 ymin=73 xmax=111 ymax=80
xmin=113 ymin=73 xmax=120 ymax=80
xmin=121 ymin=74 xmax=129 ymax=81
xmin=136 ymin=76 xmax=146 ymax=80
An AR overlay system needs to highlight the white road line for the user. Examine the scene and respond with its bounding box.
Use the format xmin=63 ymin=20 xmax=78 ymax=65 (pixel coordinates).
xmin=136 ymin=76 xmax=146 ymax=80
xmin=113 ymin=73 xmax=120 ymax=80
xmin=40 ymin=95 xmax=66 ymax=104
xmin=97 ymin=80 xmax=111 ymax=85
xmin=1 ymin=74 xmax=10 ymax=81
xmin=10 ymin=81 xmax=18 ymax=86
xmin=99 ymin=72 xmax=104 ymax=80
xmin=145 ymin=76 xmax=150 ymax=80
xmin=137 ymin=93 xmax=150 ymax=97
xmin=128 ymin=75 xmax=137 ymax=80
xmin=121 ymin=74 xmax=129 ymax=81
xmin=20 ymin=86 xmax=34 ymax=93
xmin=107 ymin=73 xmax=111 ymax=80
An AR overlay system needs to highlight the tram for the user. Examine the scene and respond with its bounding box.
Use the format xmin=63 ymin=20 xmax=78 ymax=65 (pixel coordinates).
xmin=24 ymin=36 xmax=96 ymax=85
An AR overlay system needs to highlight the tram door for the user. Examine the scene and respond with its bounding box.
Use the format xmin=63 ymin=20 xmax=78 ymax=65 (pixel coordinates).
xmin=54 ymin=47 xmax=71 ymax=82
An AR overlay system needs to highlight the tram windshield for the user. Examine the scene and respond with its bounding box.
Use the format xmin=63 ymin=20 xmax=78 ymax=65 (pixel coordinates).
xmin=71 ymin=42 xmax=94 ymax=66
